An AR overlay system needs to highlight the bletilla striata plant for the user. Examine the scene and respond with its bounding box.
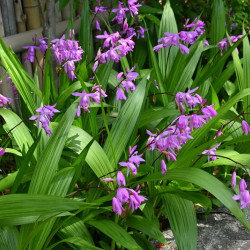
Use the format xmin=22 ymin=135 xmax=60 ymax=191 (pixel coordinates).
xmin=1 ymin=0 xmax=250 ymax=249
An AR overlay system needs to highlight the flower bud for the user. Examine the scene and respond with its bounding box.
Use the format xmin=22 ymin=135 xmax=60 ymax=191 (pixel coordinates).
xmin=117 ymin=171 xmax=126 ymax=186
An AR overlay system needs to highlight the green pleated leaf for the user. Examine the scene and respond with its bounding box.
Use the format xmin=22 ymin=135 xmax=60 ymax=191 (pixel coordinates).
xmin=145 ymin=25 xmax=167 ymax=106
xmin=0 ymin=194 xmax=89 ymax=226
xmin=0 ymin=38 xmax=41 ymax=114
xmin=0 ymin=109 xmax=34 ymax=153
xmin=0 ymin=172 xmax=17 ymax=192
xmin=79 ymin=0 xmax=93 ymax=61
xmin=139 ymin=105 xmax=179 ymax=128
xmin=24 ymin=168 xmax=77 ymax=250
xmin=203 ymin=154 xmax=250 ymax=168
xmin=161 ymin=194 xmax=197 ymax=250
xmin=213 ymin=63 xmax=235 ymax=93
xmin=138 ymin=168 xmax=250 ymax=230
xmin=158 ymin=0 xmax=178 ymax=79
xmin=167 ymin=39 xmax=203 ymax=93
xmin=56 ymin=81 xmax=82 ymax=109
xmin=126 ymin=215 xmax=167 ymax=244
xmin=65 ymin=125 xmax=114 ymax=177
xmin=139 ymin=5 xmax=162 ymax=14
xmin=210 ymin=0 xmax=225 ymax=56
xmin=43 ymin=46 xmax=57 ymax=105
xmin=103 ymin=77 xmax=147 ymax=165
xmin=156 ymin=187 xmax=212 ymax=210
xmin=48 ymin=167 xmax=75 ymax=196
xmin=132 ymin=231 xmax=154 ymax=250
xmin=223 ymin=133 xmax=250 ymax=146
xmin=48 ymin=237 xmax=102 ymax=250
xmin=96 ymin=61 xmax=114 ymax=89
xmin=87 ymin=220 xmax=141 ymax=249
xmin=28 ymin=101 xmax=78 ymax=194
xmin=11 ymin=134 xmax=41 ymax=194
xmin=231 ymin=37 xmax=243 ymax=91
xmin=0 ymin=226 xmax=19 ymax=250
xmin=194 ymin=38 xmax=243 ymax=87
xmin=243 ymin=30 xmax=250 ymax=121
xmin=58 ymin=217 xmax=94 ymax=249
xmin=145 ymin=14 xmax=160 ymax=26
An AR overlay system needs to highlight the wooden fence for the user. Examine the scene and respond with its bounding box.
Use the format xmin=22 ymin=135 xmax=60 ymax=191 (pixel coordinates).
xmin=0 ymin=0 xmax=82 ymax=102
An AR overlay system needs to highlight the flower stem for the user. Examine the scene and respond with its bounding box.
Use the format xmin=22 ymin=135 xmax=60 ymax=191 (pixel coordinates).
xmin=111 ymin=214 xmax=119 ymax=250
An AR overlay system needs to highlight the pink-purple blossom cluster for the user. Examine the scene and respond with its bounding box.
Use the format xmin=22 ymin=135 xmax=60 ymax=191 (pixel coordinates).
xmin=101 ymin=145 xmax=146 ymax=215
xmin=72 ymin=85 xmax=107 ymax=117
xmin=0 ymin=93 xmax=12 ymax=108
xmin=22 ymin=45 xmax=39 ymax=63
xmin=92 ymin=0 xmax=146 ymax=71
xmin=241 ymin=120 xmax=250 ymax=135
xmin=202 ymin=143 xmax=221 ymax=162
xmin=0 ymin=147 xmax=5 ymax=156
xmin=111 ymin=1 xmax=141 ymax=25
xmin=232 ymin=176 xmax=250 ymax=209
xmin=93 ymin=31 xmax=135 ymax=72
xmin=216 ymin=35 xmax=243 ymax=55
xmin=153 ymin=18 xmax=207 ymax=54
xmin=147 ymin=87 xmax=218 ymax=166
xmin=112 ymin=186 xmax=147 ymax=215
xmin=103 ymin=145 xmax=147 ymax=215
xmin=94 ymin=0 xmax=108 ymax=14
xmin=122 ymin=19 xmax=147 ymax=39
xmin=51 ymin=34 xmax=84 ymax=80
xmin=6 ymin=75 xmax=18 ymax=96
xmin=118 ymin=145 xmax=145 ymax=176
xmin=29 ymin=104 xmax=60 ymax=135
xmin=116 ymin=66 xmax=139 ymax=100
xmin=23 ymin=32 xmax=84 ymax=80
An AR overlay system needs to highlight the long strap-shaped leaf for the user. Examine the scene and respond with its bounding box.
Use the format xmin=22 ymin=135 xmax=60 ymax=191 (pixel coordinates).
xmin=139 ymin=168 xmax=250 ymax=230
xmin=146 ymin=28 xmax=167 ymax=106
xmin=65 ymin=125 xmax=114 ymax=178
xmin=158 ymin=0 xmax=178 ymax=79
xmin=126 ymin=215 xmax=167 ymax=245
xmin=0 ymin=109 xmax=34 ymax=154
xmin=167 ymin=39 xmax=203 ymax=93
xmin=28 ymin=101 xmax=78 ymax=194
xmin=210 ymin=0 xmax=225 ymax=57
xmin=24 ymin=168 xmax=77 ymax=249
xmin=0 ymin=194 xmax=87 ymax=226
xmin=87 ymin=219 xmax=141 ymax=249
xmin=162 ymin=194 xmax=198 ymax=250
xmin=161 ymin=194 xmax=197 ymax=250
xmin=0 ymin=38 xmax=41 ymax=114
xmin=0 ymin=226 xmax=19 ymax=249
xmin=243 ymin=30 xmax=250 ymax=121
xmin=103 ymin=77 xmax=147 ymax=166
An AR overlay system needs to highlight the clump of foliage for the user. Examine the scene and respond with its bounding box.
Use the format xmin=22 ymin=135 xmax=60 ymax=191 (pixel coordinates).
xmin=0 ymin=0 xmax=250 ymax=249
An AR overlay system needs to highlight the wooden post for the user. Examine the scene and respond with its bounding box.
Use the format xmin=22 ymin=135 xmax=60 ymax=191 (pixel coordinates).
xmin=2 ymin=18 xmax=81 ymax=53
xmin=14 ymin=0 xmax=33 ymax=77
xmin=0 ymin=0 xmax=17 ymax=36
xmin=22 ymin=0 xmax=41 ymax=30
xmin=23 ymin=0 xmax=44 ymax=87
xmin=0 ymin=0 xmax=17 ymax=110
xmin=0 ymin=7 xmax=4 ymax=37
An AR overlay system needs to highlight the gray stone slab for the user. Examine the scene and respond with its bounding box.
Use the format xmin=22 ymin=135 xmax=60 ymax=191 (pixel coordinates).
xmin=152 ymin=206 xmax=250 ymax=250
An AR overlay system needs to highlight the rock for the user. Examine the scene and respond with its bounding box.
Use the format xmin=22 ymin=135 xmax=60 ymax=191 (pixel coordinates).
xmin=152 ymin=206 xmax=250 ymax=250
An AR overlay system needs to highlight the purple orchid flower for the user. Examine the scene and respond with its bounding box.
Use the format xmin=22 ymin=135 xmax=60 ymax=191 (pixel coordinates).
xmin=202 ymin=143 xmax=221 ymax=162
xmin=29 ymin=104 xmax=60 ymax=135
